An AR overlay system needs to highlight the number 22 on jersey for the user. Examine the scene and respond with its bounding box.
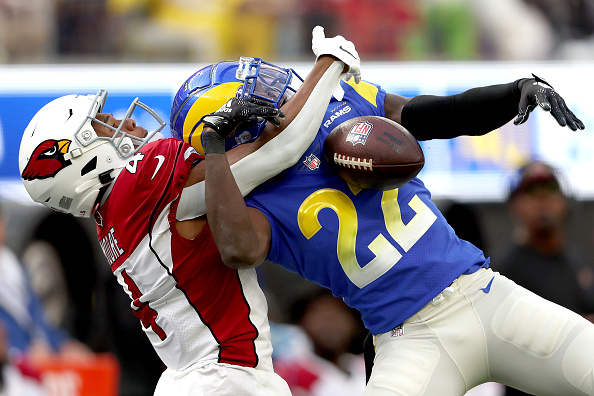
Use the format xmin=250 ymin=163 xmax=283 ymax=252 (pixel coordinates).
xmin=298 ymin=188 xmax=437 ymax=288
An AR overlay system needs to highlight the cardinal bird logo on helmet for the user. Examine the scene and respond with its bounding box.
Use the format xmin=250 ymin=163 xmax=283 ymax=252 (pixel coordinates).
xmin=22 ymin=139 xmax=73 ymax=180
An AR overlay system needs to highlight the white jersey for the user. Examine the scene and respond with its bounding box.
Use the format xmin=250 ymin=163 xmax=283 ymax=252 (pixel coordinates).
xmin=95 ymin=138 xmax=274 ymax=373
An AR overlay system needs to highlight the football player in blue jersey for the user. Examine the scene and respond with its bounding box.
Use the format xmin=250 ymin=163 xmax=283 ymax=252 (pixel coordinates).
xmin=173 ymin=27 xmax=593 ymax=396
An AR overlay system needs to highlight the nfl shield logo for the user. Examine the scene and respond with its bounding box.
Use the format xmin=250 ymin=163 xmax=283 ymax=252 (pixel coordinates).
xmin=346 ymin=121 xmax=373 ymax=145
xmin=391 ymin=324 xmax=404 ymax=337
xmin=303 ymin=153 xmax=321 ymax=170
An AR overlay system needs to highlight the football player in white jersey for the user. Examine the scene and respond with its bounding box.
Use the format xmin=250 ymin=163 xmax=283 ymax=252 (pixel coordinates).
xmin=18 ymin=28 xmax=361 ymax=396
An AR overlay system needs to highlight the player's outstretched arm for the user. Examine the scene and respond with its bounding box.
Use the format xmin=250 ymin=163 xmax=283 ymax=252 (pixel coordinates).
xmin=386 ymin=75 xmax=584 ymax=141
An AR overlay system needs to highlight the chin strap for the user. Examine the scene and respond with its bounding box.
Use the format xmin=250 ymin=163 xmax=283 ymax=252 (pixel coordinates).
xmin=92 ymin=183 xmax=112 ymax=216
xmin=63 ymin=140 xmax=110 ymax=161
xmin=74 ymin=167 xmax=121 ymax=195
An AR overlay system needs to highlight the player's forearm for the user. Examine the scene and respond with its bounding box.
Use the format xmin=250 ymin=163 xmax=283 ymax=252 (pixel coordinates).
xmin=204 ymin=152 xmax=266 ymax=269
xmin=400 ymin=80 xmax=523 ymax=141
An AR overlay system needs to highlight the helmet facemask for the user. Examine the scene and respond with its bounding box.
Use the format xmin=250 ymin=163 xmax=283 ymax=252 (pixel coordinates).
xmin=236 ymin=57 xmax=302 ymax=108
xmin=76 ymin=90 xmax=166 ymax=159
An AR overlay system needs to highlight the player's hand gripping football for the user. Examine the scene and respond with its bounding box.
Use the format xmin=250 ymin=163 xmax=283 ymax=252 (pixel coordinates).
xmin=514 ymin=74 xmax=585 ymax=131
xmin=312 ymin=26 xmax=361 ymax=83
xmin=201 ymin=97 xmax=285 ymax=154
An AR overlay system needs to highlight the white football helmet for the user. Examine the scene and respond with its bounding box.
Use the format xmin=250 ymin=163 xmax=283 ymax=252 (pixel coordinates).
xmin=19 ymin=90 xmax=165 ymax=218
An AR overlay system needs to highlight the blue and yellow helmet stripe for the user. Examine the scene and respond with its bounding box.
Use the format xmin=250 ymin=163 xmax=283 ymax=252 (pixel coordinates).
xmin=181 ymin=81 xmax=242 ymax=154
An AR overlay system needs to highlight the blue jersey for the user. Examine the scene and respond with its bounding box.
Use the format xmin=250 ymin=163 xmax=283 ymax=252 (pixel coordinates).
xmin=246 ymin=79 xmax=489 ymax=334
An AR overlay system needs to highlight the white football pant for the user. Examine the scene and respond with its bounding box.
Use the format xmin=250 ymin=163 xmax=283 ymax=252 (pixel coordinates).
xmin=367 ymin=268 xmax=594 ymax=395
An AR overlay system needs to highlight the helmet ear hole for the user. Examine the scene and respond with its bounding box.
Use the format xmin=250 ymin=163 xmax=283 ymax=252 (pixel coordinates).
xmin=80 ymin=156 xmax=98 ymax=176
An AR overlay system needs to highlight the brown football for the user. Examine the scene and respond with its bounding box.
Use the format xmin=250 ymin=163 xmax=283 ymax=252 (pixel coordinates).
xmin=323 ymin=116 xmax=424 ymax=190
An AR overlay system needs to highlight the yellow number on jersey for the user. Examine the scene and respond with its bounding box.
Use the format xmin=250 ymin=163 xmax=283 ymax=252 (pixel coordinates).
xmin=298 ymin=188 xmax=436 ymax=288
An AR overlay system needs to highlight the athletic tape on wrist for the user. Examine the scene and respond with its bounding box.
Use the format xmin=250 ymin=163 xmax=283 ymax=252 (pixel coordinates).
xmin=202 ymin=131 xmax=226 ymax=154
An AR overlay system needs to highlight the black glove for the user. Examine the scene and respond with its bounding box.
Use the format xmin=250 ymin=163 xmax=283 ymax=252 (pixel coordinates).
xmin=201 ymin=97 xmax=285 ymax=154
xmin=202 ymin=97 xmax=285 ymax=139
xmin=514 ymin=74 xmax=585 ymax=131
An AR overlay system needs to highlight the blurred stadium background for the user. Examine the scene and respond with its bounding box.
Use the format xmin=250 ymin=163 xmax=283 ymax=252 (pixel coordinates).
xmin=1 ymin=1 xmax=594 ymax=395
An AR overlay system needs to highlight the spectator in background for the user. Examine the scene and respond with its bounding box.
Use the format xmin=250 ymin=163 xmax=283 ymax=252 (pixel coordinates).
xmin=0 ymin=0 xmax=56 ymax=62
xmin=273 ymin=288 xmax=367 ymax=396
xmin=521 ymin=0 xmax=594 ymax=60
xmin=420 ymin=0 xmax=480 ymax=60
xmin=418 ymin=0 xmax=555 ymax=60
xmin=300 ymin=0 xmax=425 ymax=60
xmin=523 ymin=0 xmax=594 ymax=45
xmin=20 ymin=241 xmax=71 ymax=339
xmin=469 ymin=0 xmax=554 ymax=60
xmin=106 ymin=0 xmax=231 ymax=61
xmin=299 ymin=0 xmax=557 ymax=61
xmin=497 ymin=160 xmax=594 ymax=395
xmin=0 ymin=202 xmax=91 ymax=365
xmin=106 ymin=0 xmax=289 ymax=62
xmin=0 ymin=0 xmax=118 ymax=63
xmin=0 ymin=321 xmax=47 ymax=396
xmin=21 ymin=213 xmax=99 ymax=350
xmin=56 ymin=0 xmax=117 ymax=59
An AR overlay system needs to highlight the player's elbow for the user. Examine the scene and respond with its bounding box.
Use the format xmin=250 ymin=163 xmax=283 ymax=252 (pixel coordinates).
xmin=219 ymin=247 xmax=263 ymax=269
xmin=280 ymin=145 xmax=306 ymax=166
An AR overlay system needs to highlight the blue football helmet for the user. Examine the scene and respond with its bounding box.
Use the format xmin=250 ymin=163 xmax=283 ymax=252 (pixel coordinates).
xmin=170 ymin=57 xmax=303 ymax=155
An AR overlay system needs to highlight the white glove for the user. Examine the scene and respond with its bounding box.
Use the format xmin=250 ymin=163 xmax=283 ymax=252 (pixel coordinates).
xmin=312 ymin=26 xmax=361 ymax=83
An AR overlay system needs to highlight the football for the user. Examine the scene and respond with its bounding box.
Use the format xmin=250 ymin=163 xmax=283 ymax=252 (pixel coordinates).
xmin=323 ymin=116 xmax=424 ymax=190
